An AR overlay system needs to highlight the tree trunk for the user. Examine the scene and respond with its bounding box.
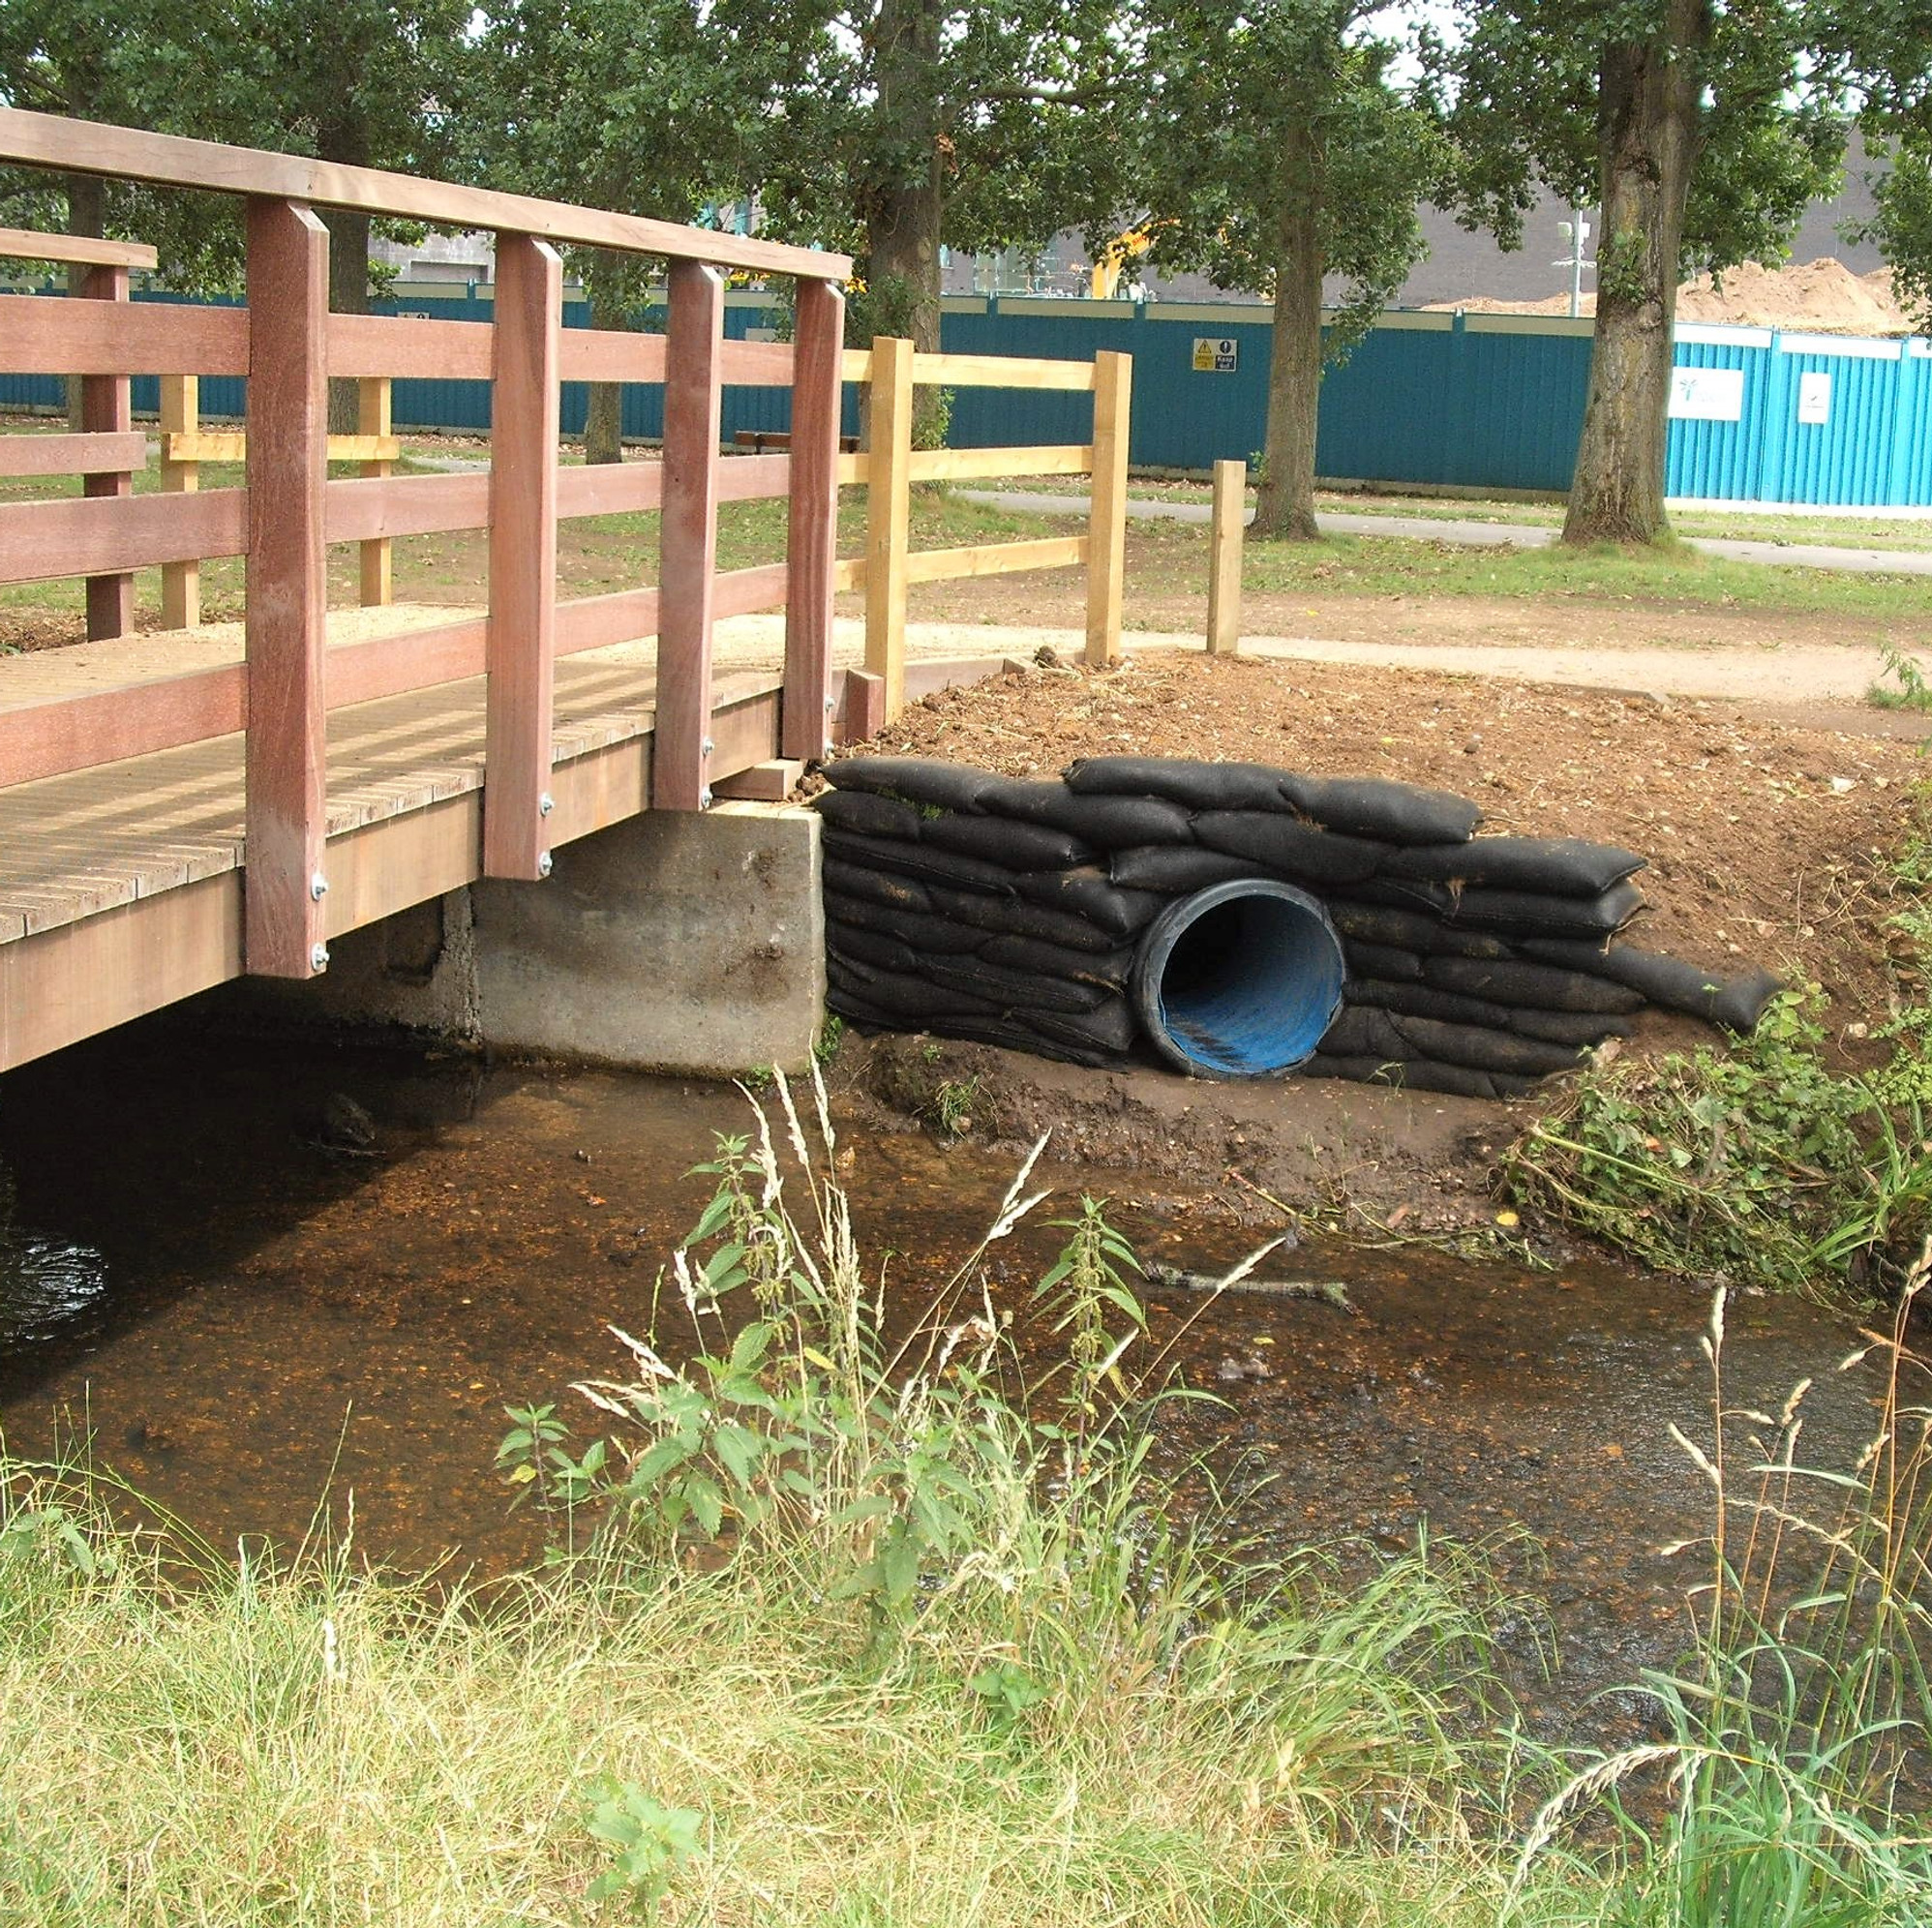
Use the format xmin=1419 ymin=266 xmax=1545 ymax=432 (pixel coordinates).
xmin=317 ymin=118 xmax=374 ymax=437
xmin=1252 ymin=128 xmax=1323 ymax=542
xmin=866 ymin=0 xmax=947 ymax=446
xmin=1562 ymin=1 xmax=1708 ymax=546
xmin=65 ymin=172 xmax=106 ymax=433
xmin=584 ymin=280 xmax=627 ymax=464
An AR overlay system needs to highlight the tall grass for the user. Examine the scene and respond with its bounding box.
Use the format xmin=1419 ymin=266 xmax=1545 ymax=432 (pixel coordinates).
xmin=1513 ymin=1254 xmax=1932 ymax=1925
xmin=0 ymin=1073 xmax=1552 ymax=1927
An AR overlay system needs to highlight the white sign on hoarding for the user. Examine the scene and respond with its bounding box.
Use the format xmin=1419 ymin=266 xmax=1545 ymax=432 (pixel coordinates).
xmin=1797 ymin=371 xmax=1832 ymax=424
xmin=1668 ymin=365 xmax=1744 ymax=421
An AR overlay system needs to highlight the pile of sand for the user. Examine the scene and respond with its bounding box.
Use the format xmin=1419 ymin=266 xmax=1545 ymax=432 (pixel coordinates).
xmin=1433 ymin=257 xmax=1917 ymax=336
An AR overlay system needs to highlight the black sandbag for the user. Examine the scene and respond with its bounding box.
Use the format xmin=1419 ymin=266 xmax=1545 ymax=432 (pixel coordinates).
xmin=1109 ymin=845 xmax=1261 ymax=893
xmin=1337 ymin=878 xmax=1460 ymax=917
xmin=926 ymin=884 xmax=1120 ymax=954
xmin=1301 ymin=1053 xmax=1536 ymax=1100
xmin=822 ymin=858 xmax=932 ymax=915
xmin=826 ymin=757 xmax=997 ymax=814
xmin=980 ymin=932 xmax=1136 ymax=990
xmin=922 ymin=956 xmax=1112 ymax=1014
xmin=979 ymin=778 xmax=1197 ymax=851
xmin=921 ymin=812 xmax=1093 ymax=872
xmin=829 ymin=927 xmax=921 ymax=974
xmin=1388 ymin=1014 xmax=1587 ymax=1078
xmin=1030 ymin=995 xmax=1140 ymax=1057
xmin=1328 ymin=900 xmax=1512 ymax=960
xmin=1447 ymin=878 xmax=1646 ymax=939
xmin=1063 ymin=756 xmax=1298 ymax=813
xmin=812 ymin=788 xmax=925 ymax=841
xmin=827 ymin=956 xmax=1005 ymax=1020
xmin=1281 ymin=774 xmax=1482 ymax=846
xmin=1425 ymin=954 xmax=1646 ymax=1014
xmin=1341 ymin=940 xmax=1425 ymax=983
xmin=1343 ymin=979 xmax=1515 ymax=1029
xmin=823 ymin=890 xmax=987 ymax=956
xmin=1509 ymin=1009 xmax=1634 ymax=1047
xmin=1518 ymin=940 xmax=1785 ymax=1033
xmin=1011 ymin=866 xmax=1166 ymax=938
xmin=1319 ymin=1006 xmax=1413 ymax=1060
xmin=894 ymin=1006 xmax=1137 ymax=1070
xmin=822 ymin=829 xmax=1017 ymax=898
xmin=1384 ymin=835 xmax=1647 ymax=898
xmin=1193 ymin=811 xmax=1391 ymax=887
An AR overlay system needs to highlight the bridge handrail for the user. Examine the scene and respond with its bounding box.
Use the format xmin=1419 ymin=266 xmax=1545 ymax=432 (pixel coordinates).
xmin=0 ymin=110 xmax=849 ymax=284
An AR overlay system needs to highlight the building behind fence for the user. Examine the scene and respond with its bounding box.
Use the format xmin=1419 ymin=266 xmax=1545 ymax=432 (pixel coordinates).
xmin=5 ymin=284 xmax=1929 ymax=508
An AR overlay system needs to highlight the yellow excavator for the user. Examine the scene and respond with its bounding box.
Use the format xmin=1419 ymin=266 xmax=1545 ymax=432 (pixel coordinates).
xmin=1088 ymin=226 xmax=1154 ymax=299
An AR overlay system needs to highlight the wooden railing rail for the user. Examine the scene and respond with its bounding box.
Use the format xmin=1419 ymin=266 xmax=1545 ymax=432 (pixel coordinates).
xmin=0 ymin=109 xmax=851 ymax=985
xmin=835 ymin=340 xmax=1132 ymax=721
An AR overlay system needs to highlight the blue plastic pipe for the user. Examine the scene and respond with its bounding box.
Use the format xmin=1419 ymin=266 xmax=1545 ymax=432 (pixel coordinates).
xmin=1131 ymin=879 xmax=1344 ymax=1078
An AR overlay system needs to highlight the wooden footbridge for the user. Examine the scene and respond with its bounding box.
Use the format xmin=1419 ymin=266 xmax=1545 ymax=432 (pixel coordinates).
xmin=0 ymin=111 xmax=1137 ymax=1079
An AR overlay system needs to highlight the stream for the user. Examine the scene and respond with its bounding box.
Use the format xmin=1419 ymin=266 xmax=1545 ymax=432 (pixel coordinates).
xmin=0 ymin=1028 xmax=1887 ymax=1752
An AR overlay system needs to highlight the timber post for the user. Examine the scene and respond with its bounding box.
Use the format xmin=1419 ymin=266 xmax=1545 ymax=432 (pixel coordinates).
xmin=1207 ymin=458 xmax=1244 ymax=653
xmin=79 ymin=261 xmax=135 ymax=640
xmin=865 ymin=335 xmax=915 ymax=721
xmin=1084 ymin=348 xmax=1131 ymax=667
xmin=159 ymin=373 xmax=200 ymax=628
xmin=242 ymin=196 xmax=331 ymax=979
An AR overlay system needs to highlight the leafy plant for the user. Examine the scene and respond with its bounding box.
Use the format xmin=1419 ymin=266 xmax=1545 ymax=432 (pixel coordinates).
xmin=1867 ymin=639 xmax=1932 ymax=713
xmin=581 ymin=1777 xmax=702 ymax=1913
xmin=1503 ymin=989 xmax=1903 ymax=1294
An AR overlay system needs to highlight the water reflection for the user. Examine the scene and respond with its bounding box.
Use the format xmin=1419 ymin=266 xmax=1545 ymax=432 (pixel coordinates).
xmin=0 ymin=1168 xmax=107 ymax=1345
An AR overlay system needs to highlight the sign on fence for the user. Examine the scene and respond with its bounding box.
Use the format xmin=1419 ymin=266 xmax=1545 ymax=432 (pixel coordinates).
xmin=1192 ymin=337 xmax=1238 ymax=373
xmin=1668 ymin=365 xmax=1744 ymax=421
xmin=1797 ymin=372 xmax=1832 ymax=425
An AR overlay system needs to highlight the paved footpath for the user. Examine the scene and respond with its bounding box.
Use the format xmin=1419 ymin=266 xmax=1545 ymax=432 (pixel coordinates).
xmin=960 ymin=489 xmax=1932 ymax=578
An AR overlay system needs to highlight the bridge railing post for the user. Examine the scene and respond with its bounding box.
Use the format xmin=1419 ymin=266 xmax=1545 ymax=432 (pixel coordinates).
xmin=243 ymin=196 xmax=331 ymax=979
xmin=783 ymin=278 xmax=843 ymax=762
xmin=80 ymin=261 xmax=135 ymax=640
xmin=863 ymin=335 xmax=914 ymax=722
xmin=484 ymin=234 xmax=561 ymax=880
xmin=358 ymin=374 xmax=394 ymax=608
xmin=159 ymin=374 xmax=200 ymax=629
xmin=654 ymin=259 xmax=725 ymax=812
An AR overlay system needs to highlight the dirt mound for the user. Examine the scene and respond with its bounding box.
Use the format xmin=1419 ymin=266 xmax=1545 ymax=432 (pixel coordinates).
xmin=1432 ymin=257 xmax=1916 ymax=337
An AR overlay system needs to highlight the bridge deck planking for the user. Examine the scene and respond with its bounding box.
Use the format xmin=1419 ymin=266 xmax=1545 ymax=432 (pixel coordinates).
xmin=0 ymin=648 xmax=790 ymax=1070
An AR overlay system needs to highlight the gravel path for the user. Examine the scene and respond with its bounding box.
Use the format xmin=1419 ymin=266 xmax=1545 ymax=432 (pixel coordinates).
xmin=962 ymin=489 xmax=1932 ymax=577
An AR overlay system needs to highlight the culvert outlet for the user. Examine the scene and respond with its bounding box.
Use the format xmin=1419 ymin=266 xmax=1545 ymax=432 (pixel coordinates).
xmin=1131 ymin=879 xmax=1344 ymax=1078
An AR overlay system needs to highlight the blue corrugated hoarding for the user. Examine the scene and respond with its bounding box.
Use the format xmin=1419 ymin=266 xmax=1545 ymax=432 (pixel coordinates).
xmin=3 ymin=282 xmax=1927 ymax=507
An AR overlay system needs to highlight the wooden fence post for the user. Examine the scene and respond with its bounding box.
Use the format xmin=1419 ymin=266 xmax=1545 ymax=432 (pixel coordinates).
xmin=783 ymin=278 xmax=843 ymax=762
xmin=1207 ymin=458 xmax=1244 ymax=654
xmin=864 ymin=335 xmax=914 ymax=720
xmin=79 ymin=262 xmax=135 ymax=640
xmin=159 ymin=373 xmax=199 ymax=629
xmin=655 ymin=258 xmax=725 ymax=811
xmin=1084 ymin=349 xmax=1131 ymax=668
xmin=358 ymin=375 xmax=393 ymax=607
xmin=485 ymin=234 xmax=561 ymax=879
xmin=243 ymin=197 xmax=330 ymax=979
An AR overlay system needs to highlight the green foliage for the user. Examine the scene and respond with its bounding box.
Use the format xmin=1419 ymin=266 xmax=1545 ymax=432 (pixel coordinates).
xmin=581 ymin=1777 xmax=702 ymax=1913
xmin=1866 ymin=638 xmax=1932 ymax=712
xmin=1504 ymin=991 xmax=1926 ymax=1295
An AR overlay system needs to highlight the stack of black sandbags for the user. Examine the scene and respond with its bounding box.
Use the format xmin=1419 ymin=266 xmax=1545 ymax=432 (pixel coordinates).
xmin=814 ymin=754 xmax=1783 ymax=1096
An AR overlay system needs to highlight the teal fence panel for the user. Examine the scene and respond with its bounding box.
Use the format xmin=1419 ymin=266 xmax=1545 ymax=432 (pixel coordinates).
xmin=6 ymin=283 xmax=1929 ymax=506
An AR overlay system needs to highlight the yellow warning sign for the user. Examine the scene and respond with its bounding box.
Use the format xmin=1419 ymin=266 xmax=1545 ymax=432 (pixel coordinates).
xmin=1192 ymin=337 xmax=1238 ymax=373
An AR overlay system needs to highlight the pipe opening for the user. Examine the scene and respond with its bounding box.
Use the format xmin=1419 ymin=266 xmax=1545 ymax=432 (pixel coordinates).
xmin=1132 ymin=879 xmax=1344 ymax=1078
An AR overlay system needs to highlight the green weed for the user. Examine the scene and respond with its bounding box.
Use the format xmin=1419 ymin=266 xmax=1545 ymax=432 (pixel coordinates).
xmin=1867 ymin=639 xmax=1932 ymax=712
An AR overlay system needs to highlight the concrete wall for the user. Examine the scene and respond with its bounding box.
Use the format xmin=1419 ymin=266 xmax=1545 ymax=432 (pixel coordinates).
xmin=216 ymin=803 xmax=825 ymax=1076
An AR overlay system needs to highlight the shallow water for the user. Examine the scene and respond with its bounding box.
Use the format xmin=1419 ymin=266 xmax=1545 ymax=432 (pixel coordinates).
xmin=0 ymin=1030 xmax=1887 ymax=1745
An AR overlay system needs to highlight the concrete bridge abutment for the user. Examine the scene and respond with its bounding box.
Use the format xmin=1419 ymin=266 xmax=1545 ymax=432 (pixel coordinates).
xmin=221 ymin=803 xmax=826 ymax=1074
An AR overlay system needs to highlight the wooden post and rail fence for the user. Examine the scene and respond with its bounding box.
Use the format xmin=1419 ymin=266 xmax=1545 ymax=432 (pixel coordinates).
xmin=835 ymin=337 xmax=1132 ymax=731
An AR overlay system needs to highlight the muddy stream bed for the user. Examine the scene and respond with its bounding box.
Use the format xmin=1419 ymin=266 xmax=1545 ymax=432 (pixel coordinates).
xmin=0 ymin=1031 xmax=1888 ymax=1755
